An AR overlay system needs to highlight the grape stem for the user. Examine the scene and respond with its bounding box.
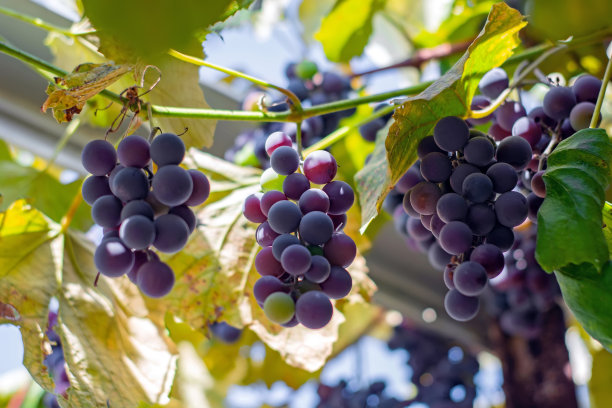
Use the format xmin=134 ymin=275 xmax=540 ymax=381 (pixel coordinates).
xmin=538 ymin=126 xmax=561 ymax=171
xmin=295 ymin=121 xmax=303 ymax=159
xmin=0 ymin=5 xmax=94 ymax=38
xmin=590 ymin=53 xmax=612 ymax=128
xmin=40 ymin=117 xmax=81 ymax=175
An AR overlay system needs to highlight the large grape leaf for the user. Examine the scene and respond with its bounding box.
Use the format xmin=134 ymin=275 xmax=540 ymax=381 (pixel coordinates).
xmin=536 ymin=128 xmax=612 ymax=273
xmin=314 ymin=0 xmax=387 ymax=62
xmin=534 ymin=128 xmax=612 ymax=351
xmin=0 ymin=201 xmax=178 ymax=407
xmin=355 ymin=2 xmax=526 ymax=231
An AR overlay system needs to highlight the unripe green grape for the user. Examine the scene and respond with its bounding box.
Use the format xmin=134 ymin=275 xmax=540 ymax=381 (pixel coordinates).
xmin=233 ymin=143 xmax=260 ymax=167
xmin=295 ymin=60 xmax=318 ymax=80
xmin=263 ymin=292 xmax=295 ymax=324
xmin=260 ymin=168 xmax=287 ymax=192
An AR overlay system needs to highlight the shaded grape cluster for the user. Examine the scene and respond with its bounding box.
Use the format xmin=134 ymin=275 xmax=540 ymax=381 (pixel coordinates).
xmin=225 ymin=61 xmax=355 ymax=168
xmin=486 ymin=225 xmax=561 ymax=338
xmin=81 ymin=133 xmax=210 ymax=298
xmin=42 ymin=311 xmax=69 ymax=408
xmin=244 ymin=131 xmax=356 ymax=329
xmin=388 ymin=324 xmax=479 ymax=408
xmin=317 ymin=380 xmax=402 ymax=408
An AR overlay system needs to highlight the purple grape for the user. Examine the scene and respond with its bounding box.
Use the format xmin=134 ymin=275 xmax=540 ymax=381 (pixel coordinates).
xmin=260 ymin=190 xmax=288 ymax=216
xmin=304 ymin=151 xmax=337 ymax=184
xmin=569 ymin=101 xmax=596 ymax=130
xmin=453 ymin=261 xmax=488 ymax=296
xmin=320 ymin=266 xmax=352 ymax=299
xmin=152 ymin=165 xmax=193 ymax=207
xmin=168 ymin=205 xmax=196 ymax=233
xmin=436 ymin=193 xmax=468 ymax=222
xmin=256 ymin=221 xmax=280 ymax=247
xmin=494 ymin=191 xmax=528 ymax=227
xmin=329 ymin=213 xmax=347 ymax=231
xmin=323 ymin=233 xmax=356 ymax=267
xmin=485 ymin=224 xmax=515 ymax=251
xmin=433 ymin=116 xmax=470 ymax=152
xmin=323 ymin=181 xmax=354 ymax=214
xmin=299 ymin=211 xmax=334 ymax=245
xmin=420 ymin=152 xmax=452 ymax=182
xmin=108 ymin=164 xmax=125 ymax=194
xmin=254 ymin=276 xmax=287 ymax=304
xmin=272 ymin=234 xmax=301 ymax=261
xmin=478 ymin=68 xmax=509 ymax=99
xmin=94 ymin=238 xmax=134 ymax=277
xmin=210 ymin=322 xmax=242 ymax=344
xmin=295 ymin=291 xmax=333 ymax=329
xmin=81 ymin=139 xmax=117 ymax=176
xmin=496 ymin=136 xmax=532 ymax=170
xmin=299 ymin=189 xmax=330 ymax=213
xmin=444 ymin=265 xmax=456 ymax=289
xmin=402 ymin=190 xmax=420 ymax=217
xmin=305 ymin=255 xmax=332 ymax=283
xmin=111 ymin=166 xmax=150 ymax=202
xmin=470 ymin=244 xmax=504 ymax=278
xmin=265 ymin=132 xmax=292 ymax=156
xmin=406 ymin=216 xmax=433 ymax=241
xmin=428 ymin=242 xmax=452 ymax=269
xmin=281 ymin=244 xmax=312 ymax=275
xmin=573 ymin=74 xmax=602 ymax=103
xmin=511 ymin=117 xmax=542 ymax=148
xmin=153 ymin=214 xmax=190 ymax=253
xmin=496 ymin=101 xmax=526 ymax=131
xmin=395 ymin=165 xmax=423 ymax=193
xmin=417 ymin=136 xmax=445 ymax=158
xmin=321 ymin=71 xmax=349 ymax=93
xmin=439 ymin=221 xmax=473 ymax=255
xmin=560 ymin=118 xmax=575 ymax=139
xmin=543 ymin=86 xmax=576 ymax=120
xmin=528 ymin=106 xmax=556 ymax=127
xmin=462 ymin=173 xmax=493 ymax=203
xmin=255 ymin=247 xmax=284 ymax=277
xmin=527 ymin=193 xmax=544 ymax=222
xmin=531 ymin=170 xmax=546 ymax=198
xmin=463 ymin=137 xmax=495 ymax=167
xmin=488 ymin=123 xmax=511 ymax=141
xmin=267 ymin=200 xmax=302 ymax=234
xmin=466 ymin=203 xmax=496 ymax=236
xmin=117 ymin=135 xmax=151 ymax=168
xmin=430 ymin=214 xmax=446 ymax=239
xmin=444 ymin=290 xmax=479 ymax=321
xmin=270 ymin=146 xmax=300 ymax=175
xmin=82 ymin=176 xmax=112 ymax=205
xmin=359 ymin=118 xmax=385 ymax=142
xmin=127 ymin=250 xmax=154 ymax=284
xmin=137 ymin=260 xmax=175 ymax=298
xmin=184 ymin=170 xmax=210 ymax=206
xmin=283 ymin=173 xmax=311 ymax=200
xmin=119 ymin=215 xmax=155 ymax=250
xmin=450 ymin=163 xmax=480 ymax=194
xmin=409 ymin=181 xmax=442 ymax=215
xmin=243 ymin=193 xmax=267 ymax=223
xmin=485 ymin=162 xmax=517 ymax=193
xmin=120 ymin=200 xmax=154 ymax=221
xmin=91 ymin=195 xmax=123 ymax=228
xmin=150 ymin=133 xmax=185 ymax=166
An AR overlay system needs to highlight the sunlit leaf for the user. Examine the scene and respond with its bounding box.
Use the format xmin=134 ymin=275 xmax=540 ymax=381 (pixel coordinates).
xmin=355 ymin=3 xmax=526 ymax=231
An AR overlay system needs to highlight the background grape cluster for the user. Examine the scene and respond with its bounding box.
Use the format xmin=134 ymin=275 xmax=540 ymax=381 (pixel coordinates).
xmin=81 ymin=133 xmax=210 ymax=298
xmin=41 ymin=311 xmax=68 ymax=408
xmin=384 ymin=68 xmax=601 ymax=324
xmin=225 ymin=61 xmax=356 ymax=168
xmin=244 ymin=131 xmax=357 ymax=329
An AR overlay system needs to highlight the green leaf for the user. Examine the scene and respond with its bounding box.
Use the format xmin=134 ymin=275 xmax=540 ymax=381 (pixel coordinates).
xmin=82 ymin=0 xmax=236 ymax=59
xmin=0 ymin=145 xmax=92 ymax=231
xmin=355 ymin=2 xmax=525 ymax=231
xmin=536 ymin=128 xmax=612 ymax=273
xmin=298 ymin=0 xmax=336 ymax=44
xmin=0 ymin=201 xmax=177 ymax=408
xmin=315 ymin=0 xmax=387 ymax=62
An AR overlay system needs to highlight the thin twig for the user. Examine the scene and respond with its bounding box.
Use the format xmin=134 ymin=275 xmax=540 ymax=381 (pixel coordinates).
xmin=590 ymin=54 xmax=612 ymax=128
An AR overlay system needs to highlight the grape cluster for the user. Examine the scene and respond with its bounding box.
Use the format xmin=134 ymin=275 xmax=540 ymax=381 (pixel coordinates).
xmin=42 ymin=311 xmax=69 ymax=408
xmin=317 ymin=380 xmax=402 ymax=408
xmin=225 ymin=61 xmax=355 ymax=168
xmin=385 ymin=68 xmax=603 ymax=322
xmin=244 ymin=131 xmax=356 ymax=329
xmin=388 ymin=324 xmax=479 ymax=408
xmin=81 ymin=133 xmax=210 ymax=298
xmin=209 ymin=321 xmax=242 ymax=344
xmin=486 ymin=225 xmax=560 ymax=338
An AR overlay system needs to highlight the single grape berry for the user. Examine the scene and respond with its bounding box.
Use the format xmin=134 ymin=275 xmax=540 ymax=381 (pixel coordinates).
xmin=433 ymin=116 xmax=470 ymax=152
xmin=295 ymin=291 xmax=333 ymax=329
xmin=119 ymin=215 xmax=155 ymax=250
xmin=184 ymin=170 xmax=210 ymax=206
xmin=91 ymin=195 xmax=123 ymax=228
xmin=395 ymin=165 xmax=423 ymax=193
xmin=463 ymin=137 xmax=495 ymax=167
xmin=152 ymin=165 xmax=194 ymax=207
xmin=462 ymin=173 xmax=493 ymax=203
xmin=150 ymin=133 xmax=185 ymax=166
xmin=95 ymin=238 xmax=135 ymax=277
xmin=496 ymin=101 xmax=526 ymax=131
xmin=283 ymin=173 xmax=310 ymax=200
xmin=256 ymin=221 xmax=280 ymax=247
xmin=260 ymin=190 xmax=288 ymax=216
xmin=511 ymin=117 xmax=542 ymax=148
xmin=272 ymin=234 xmax=301 ymax=261
xmin=486 ymin=162 xmax=517 ymax=194
xmin=120 ymin=200 xmax=154 ymax=221
xmin=153 ymin=214 xmax=190 ymax=253
xmin=117 ymin=135 xmax=151 ymax=168
xmin=479 ymin=68 xmax=509 ymax=99
xmin=270 ymin=146 xmax=300 ymax=175
xmin=494 ymin=191 xmax=528 ymax=227
xmin=255 ymin=247 xmax=284 ymax=277
xmin=320 ymin=266 xmax=352 ymax=299
xmin=470 ymin=243 xmax=504 ymax=278
xmin=444 ymin=290 xmax=479 ymax=321
xmin=436 ymin=193 xmax=468 ymax=223
xmin=137 ymin=261 xmax=175 ymax=298
xmin=322 ymin=181 xmax=354 ymax=215
xmin=439 ymin=221 xmax=473 ymax=255
xmin=323 ymin=233 xmax=356 ymax=267
xmin=409 ymin=181 xmax=442 ymax=215
xmin=243 ymin=193 xmax=267 ymax=223
xmin=253 ymin=276 xmax=286 ymax=304
xmin=428 ymin=242 xmax=452 ymax=269
xmin=303 ymin=151 xmax=337 ymax=184
xmin=305 ymin=255 xmax=331 ymax=283
xmin=496 ymin=136 xmax=532 ymax=170
xmin=569 ymin=102 xmax=596 ymax=130
xmin=417 ymin=135 xmax=445 ymax=158
xmin=265 ymin=132 xmax=292 ymax=155
xmin=299 ymin=211 xmax=334 ymax=245
xmin=82 ymin=176 xmax=112 ymax=205
xmin=420 ymin=152 xmax=452 ymax=182
xmin=572 ymin=74 xmax=601 ymax=103
xmin=466 ymin=203 xmax=496 ymax=236
xmin=81 ymin=139 xmax=117 ymax=176
xmin=263 ymin=292 xmax=295 ymax=324
xmin=267 ymin=200 xmax=302 ymax=234
xmin=298 ymin=189 xmax=330 ymax=214
xmin=111 ymin=167 xmax=150 ymax=202
xmin=280 ymin=244 xmax=312 ymax=276
xmin=168 ymin=205 xmax=197 ymax=233
xmin=453 ymin=261 xmax=488 ymax=296
xmin=530 ymin=170 xmax=546 ymax=198
xmin=485 ymin=224 xmax=515 ymax=251
xmin=543 ymin=86 xmax=576 ymax=120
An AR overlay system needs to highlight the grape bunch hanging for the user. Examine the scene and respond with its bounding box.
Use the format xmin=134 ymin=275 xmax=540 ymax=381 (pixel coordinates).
xmin=243 ymin=131 xmax=356 ymax=329
xmin=81 ymin=133 xmax=210 ymax=297
xmin=385 ymin=67 xmax=603 ymax=322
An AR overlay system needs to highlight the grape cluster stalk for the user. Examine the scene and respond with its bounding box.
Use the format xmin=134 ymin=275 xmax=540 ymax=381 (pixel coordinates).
xmin=225 ymin=60 xmax=356 ymax=168
xmin=244 ymin=131 xmax=356 ymax=329
xmin=384 ymin=68 xmax=603 ymax=322
xmin=81 ymin=133 xmax=210 ymax=298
